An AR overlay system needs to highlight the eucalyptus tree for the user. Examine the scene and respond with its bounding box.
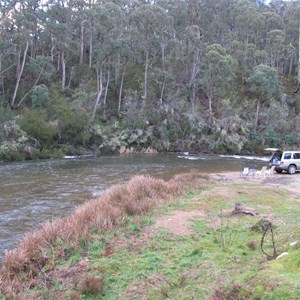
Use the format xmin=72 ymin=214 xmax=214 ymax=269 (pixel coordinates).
xmin=265 ymin=29 xmax=286 ymax=69
xmin=185 ymin=25 xmax=204 ymax=114
xmin=152 ymin=10 xmax=174 ymax=105
xmin=235 ymin=6 xmax=266 ymax=47
xmin=2 ymin=0 xmax=44 ymax=108
xmin=202 ymin=44 xmax=237 ymax=126
xmin=45 ymin=0 xmax=79 ymax=90
xmin=247 ymin=64 xmax=281 ymax=131
xmin=90 ymin=2 xmax=125 ymax=121
xmin=279 ymin=1 xmax=300 ymax=79
xmin=17 ymin=55 xmax=55 ymax=107
xmin=227 ymin=41 xmax=260 ymax=81
xmin=0 ymin=4 xmax=15 ymax=106
xmin=130 ymin=4 xmax=171 ymax=101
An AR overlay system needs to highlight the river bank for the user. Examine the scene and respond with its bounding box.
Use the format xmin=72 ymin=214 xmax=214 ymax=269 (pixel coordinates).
xmin=0 ymin=153 xmax=267 ymax=262
xmin=1 ymin=170 xmax=300 ymax=299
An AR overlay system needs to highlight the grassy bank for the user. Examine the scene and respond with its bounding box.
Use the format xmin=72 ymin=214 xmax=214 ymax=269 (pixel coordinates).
xmin=1 ymin=173 xmax=300 ymax=299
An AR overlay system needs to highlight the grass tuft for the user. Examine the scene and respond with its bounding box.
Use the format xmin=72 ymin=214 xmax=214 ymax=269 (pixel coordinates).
xmin=78 ymin=274 xmax=104 ymax=295
xmin=246 ymin=240 xmax=257 ymax=251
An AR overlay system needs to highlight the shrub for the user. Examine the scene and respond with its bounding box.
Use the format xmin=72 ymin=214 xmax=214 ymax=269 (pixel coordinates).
xmin=0 ymin=119 xmax=36 ymax=161
xmin=49 ymin=99 xmax=89 ymax=145
xmin=283 ymin=132 xmax=297 ymax=147
xmin=31 ymin=84 xmax=49 ymax=108
xmin=0 ymin=106 xmax=14 ymax=123
xmin=19 ymin=109 xmax=57 ymax=148
xmin=263 ymin=127 xmax=279 ymax=148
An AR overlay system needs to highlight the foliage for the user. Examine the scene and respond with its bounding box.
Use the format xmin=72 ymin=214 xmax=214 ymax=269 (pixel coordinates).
xmin=31 ymin=85 xmax=49 ymax=108
xmin=27 ymin=55 xmax=55 ymax=81
xmin=0 ymin=119 xmax=37 ymax=161
xmin=202 ymin=44 xmax=237 ymax=99
xmin=18 ymin=109 xmax=56 ymax=148
xmin=49 ymin=98 xmax=90 ymax=146
xmin=247 ymin=64 xmax=281 ymax=100
xmin=1 ymin=0 xmax=300 ymax=160
xmin=263 ymin=126 xmax=280 ymax=147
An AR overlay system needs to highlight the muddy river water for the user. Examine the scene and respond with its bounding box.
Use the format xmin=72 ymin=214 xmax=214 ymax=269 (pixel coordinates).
xmin=0 ymin=153 xmax=267 ymax=261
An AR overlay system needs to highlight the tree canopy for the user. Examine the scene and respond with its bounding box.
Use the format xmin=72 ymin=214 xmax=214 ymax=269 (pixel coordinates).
xmin=1 ymin=0 xmax=300 ymax=160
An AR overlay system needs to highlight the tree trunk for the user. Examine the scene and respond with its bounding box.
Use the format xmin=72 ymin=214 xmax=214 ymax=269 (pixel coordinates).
xmin=288 ymin=51 xmax=294 ymax=77
xmin=190 ymin=50 xmax=200 ymax=114
xmin=160 ymin=43 xmax=166 ymax=105
xmin=298 ymin=23 xmax=300 ymax=85
xmin=103 ymin=69 xmax=110 ymax=117
xmin=160 ymin=78 xmax=166 ymax=106
xmin=17 ymin=64 xmax=45 ymax=107
xmin=79 ymin=20 xmax=86 ymax=65
xmin=255 ymin=99 xmax=261 ymax=131
xmin=61 ymin=50 xmax=66 ymax=90
xmin=68 ymin=66 xmax=75 ymax=88
xmin=208 ymin=92 xmax=213 ymax=127
xmin=191 ymin=82 xmax=196 ymax=114
xmin=50 ymin=45 xmax=55 ymax=61
xmin=115 ymin=54 xmax=120 ymax=85
xmin=118 ymin=62 xmax=127 ymax=114
xmin=89 ymin=21 xmax=93 ymax=69
xmin=91 ymin=66 xmax=103 ymax=121
xmin=57 ymin=51 xmax=60 ymax=72
xmin=0 ymin=54 xmax=3 ymax=105
xmin=10 ymin=41 xmax=29 ymax=108
xmin=143 ymin=49 xmax=149 ymax=100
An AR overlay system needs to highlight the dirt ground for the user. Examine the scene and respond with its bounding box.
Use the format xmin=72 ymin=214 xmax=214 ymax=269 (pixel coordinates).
xmin=151 ymin=171 xmax=300 ymax=236
xmin=211 ymin=171 xmax=300 ymax=196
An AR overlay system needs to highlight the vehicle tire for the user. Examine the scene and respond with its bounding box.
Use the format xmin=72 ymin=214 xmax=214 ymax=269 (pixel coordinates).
xmin=288 ymin=165 xmax=297 ymax=174
xmin=275 ymin=169 xmax=283 ymax=174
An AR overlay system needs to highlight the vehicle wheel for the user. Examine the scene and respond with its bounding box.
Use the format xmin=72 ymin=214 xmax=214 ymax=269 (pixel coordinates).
xmin=275 ymin=169 xmax=283 ymax=174
xmin=288 ymin=165 xmax=297 ymax=174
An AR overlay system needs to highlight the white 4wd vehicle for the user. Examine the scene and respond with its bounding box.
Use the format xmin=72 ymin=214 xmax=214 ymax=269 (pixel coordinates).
xmin=268 ymin=149 xmax=300 ymax=174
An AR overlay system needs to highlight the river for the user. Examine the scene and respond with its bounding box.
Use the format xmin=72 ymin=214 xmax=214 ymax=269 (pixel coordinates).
xmin=0 ymin=153 xmax=267 ymax=262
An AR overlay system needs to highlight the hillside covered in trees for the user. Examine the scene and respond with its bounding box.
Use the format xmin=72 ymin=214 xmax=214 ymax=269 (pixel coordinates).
xmin=1 ymin=0 xmax=300 ymax=161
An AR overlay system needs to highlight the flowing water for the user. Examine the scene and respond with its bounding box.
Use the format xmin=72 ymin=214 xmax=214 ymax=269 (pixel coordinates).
xmin=0 ymin=153 xmax=268 ymax=262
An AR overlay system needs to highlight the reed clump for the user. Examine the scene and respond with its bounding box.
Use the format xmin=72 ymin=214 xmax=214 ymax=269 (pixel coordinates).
xmin=0 ymin=171 xmax=206 ymax=296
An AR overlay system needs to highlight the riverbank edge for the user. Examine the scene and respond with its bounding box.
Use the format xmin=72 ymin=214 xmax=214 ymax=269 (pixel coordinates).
xmin=0 ymin=171 xmax=208 ymax=298
xmin=0 ymin=141 xmax=267 ymax=163
xmin=1 ymin=171 xmax=300 ymax=299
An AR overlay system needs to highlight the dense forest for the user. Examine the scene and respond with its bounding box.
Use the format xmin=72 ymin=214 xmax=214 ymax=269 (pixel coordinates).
xmin=1 ymin=0 xmax=300 ymax=161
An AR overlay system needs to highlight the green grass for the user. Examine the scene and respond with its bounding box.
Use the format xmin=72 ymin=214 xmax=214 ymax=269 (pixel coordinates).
xmin=77 ymin=185 xmax=299 ymax=299
xmin=6 ymin=180 xmax=300 ymax=299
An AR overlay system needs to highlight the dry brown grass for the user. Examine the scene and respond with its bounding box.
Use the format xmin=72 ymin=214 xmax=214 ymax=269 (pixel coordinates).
xmin=0 ymin=171 xmax=206 ymax=297
xmin=246 ymin=240 xmax=257 ymax=251
xmin=77 ymin=274 xmax=104 ymax=295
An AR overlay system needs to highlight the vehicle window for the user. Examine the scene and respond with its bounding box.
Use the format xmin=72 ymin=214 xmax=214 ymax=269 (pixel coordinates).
xmin=272 ymin=152 xmax=282 ymax=160
xmin=284 ymin=153 xmax=292 ymax=159
xmin=293 ymin=153 xmax=300 ymax=159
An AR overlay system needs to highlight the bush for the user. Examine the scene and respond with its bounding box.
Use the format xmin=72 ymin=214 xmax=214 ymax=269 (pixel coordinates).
xmin=31 ymin=84 xmax=49 ymax=108
xmin=263 ymin=127 xmax=279 ymax=148
xmin=0 ymin=107 xmax=14 ymax=123
xmin=19 ymin=109 xmax=57 ymax=148
xmin=0 ymin=119 xmax=36 ymax=161
xmin=49 ymin=99 xmax=89 ymax=145
xmin=0 ymin=145 xmax=26 ymax=161
xmin=283 ymin=132 xmax=297 ymax=147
